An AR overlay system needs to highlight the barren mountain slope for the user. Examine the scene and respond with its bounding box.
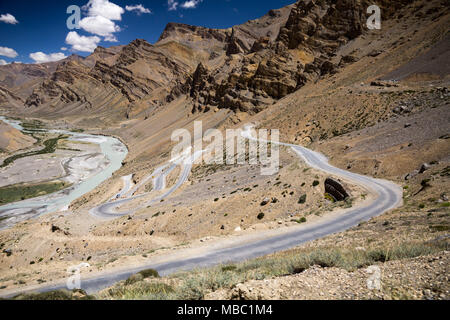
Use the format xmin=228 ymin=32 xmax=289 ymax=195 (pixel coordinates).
xmin=0 ymin=120 xmax=35 ymax=153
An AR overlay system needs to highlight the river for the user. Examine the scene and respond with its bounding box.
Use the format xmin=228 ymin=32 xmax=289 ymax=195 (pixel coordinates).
xmin=0 ymin=116 xmax=128 ymax=230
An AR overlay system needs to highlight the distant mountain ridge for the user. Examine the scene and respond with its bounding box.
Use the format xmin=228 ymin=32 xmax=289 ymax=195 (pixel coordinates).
xmin=0 ymin=0 xmax=432 ymax=119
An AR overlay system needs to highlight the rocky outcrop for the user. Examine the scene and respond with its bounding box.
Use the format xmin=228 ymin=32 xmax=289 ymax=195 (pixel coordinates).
xmin=325 ymin=178 xmax=349 ymax=201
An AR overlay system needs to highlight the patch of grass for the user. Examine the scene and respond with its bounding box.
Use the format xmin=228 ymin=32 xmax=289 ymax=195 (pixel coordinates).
xmin=21 ymin=120 xmax=45 ymax=131
xmin=99 ymin=240 xmax=448 ymax=300
xmin=11 ymin=289 xmax=94 ymax=300
xmin=0 ymin=181 xmax=70 ymax=205
xmin=125 ymin=269 xmax=160 ymax=285
xmin=342 ymin=198 xmax=353 ymax=208
xmin=429 ymin=225 xmax=450 ymax=232
xmin=292 ymin=217 xmax=307 ymax=224
xmin=105 ymin=281 xmax=174 ymax=300
xmin=221 ymin=265 xmax=237 ymax=272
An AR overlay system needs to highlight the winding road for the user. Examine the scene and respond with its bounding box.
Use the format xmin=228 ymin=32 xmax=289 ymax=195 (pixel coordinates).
xmin=2 ymin=125 xmax=403 ymax=296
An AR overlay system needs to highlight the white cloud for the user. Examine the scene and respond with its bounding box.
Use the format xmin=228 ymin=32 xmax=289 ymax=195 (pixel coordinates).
xmin=29 ymin=52 xmax=67 ymax=64
xmin=0 ymin=59 xmax=7 ymax=65
xmin=83 ymin=0 xmax=124 ymax=21
xmin=65 ymin=31 xmax=101 ymax=52
xmin=168 ymin=0 xmax=179 ymax=11
xmin=0 ymin=13 xmax=18 ymax=24
xmin=61 ymin=47 xmax=68 ymax=51
xmin=126 ymin=4 xmax=151 ymax=14
xmin=79 ymin=15 xmax=120 ymax=41
xmin=181 ymin=0 xmax=202 ymax=9
xmin=168 ymin=0 xmax=202 ymax=11
xmin=79 ymin=1 xmax=123 ymax=42
xmin=0 ymin=46 xmax=18 ymax=58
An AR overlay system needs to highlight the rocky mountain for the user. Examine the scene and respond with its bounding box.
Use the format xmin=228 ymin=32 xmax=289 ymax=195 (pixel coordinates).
xmin=0 ymin=0 xmax=438 ymax=118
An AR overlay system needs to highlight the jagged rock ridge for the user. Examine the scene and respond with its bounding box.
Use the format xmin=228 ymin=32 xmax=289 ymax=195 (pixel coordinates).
xmin=0 ymin=0 xmax=416 ymax=117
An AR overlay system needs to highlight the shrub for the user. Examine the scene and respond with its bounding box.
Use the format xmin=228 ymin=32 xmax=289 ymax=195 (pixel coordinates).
xmin=367 ymin=248 xmax=389 ymax=262
xmin=12 ymin=289 xmax=93 ymax=300
xmin=257 ymin=212 xmax=265 ymax=220
xmin=298 ymin=194 xmax=307 ymax=204
xmin=125 ymin=273 xmax=144 ymax=285
xmin=309 ymin=249 xmax=344 ymax=268
xmin=312 ymin=180 xmax=320 ymax=187
xmin=139 ymin=268 xmax=160 ymax=279
xmin=221 ymin=265 xmax=237 ymax=272
xmin=108 ymin=282 xmax=174 ymax=300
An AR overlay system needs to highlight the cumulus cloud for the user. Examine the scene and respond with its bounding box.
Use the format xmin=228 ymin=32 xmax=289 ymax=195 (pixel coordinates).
xmin=29 ymin=52 xmax=67 ymax=64
xmin=168 ymin=0 xmax=179 ymax=11
xmin=0 ymin=46 xmax=18 ymax=58
xmin=126 ymin=4 xmax=151 ymax=14
xmin=65 ymin=31 xmax=101 ymax=52
xmin=82 ymin=0 xmax=124 ymax=20
xmin=181 ymin=0 xmax=202 ymax=9
xmin=0 ymin=59 xmax=7 ymax=65
xmin=79 ymin=0 xmax=124 ymax=42
xmin=61 ymin=47 xmax=68 ymax=51
xmin=0 ymin=13 xmax=18 ymax=24
xmin=79 ymin=15 xmax=120 ymax=41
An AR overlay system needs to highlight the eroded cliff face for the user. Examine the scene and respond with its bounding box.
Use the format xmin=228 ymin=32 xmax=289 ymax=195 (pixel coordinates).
xmin=4 ymin=0 xmax=418 ymax=118
xmin=173 ymin=0 xmax=380 ymax=114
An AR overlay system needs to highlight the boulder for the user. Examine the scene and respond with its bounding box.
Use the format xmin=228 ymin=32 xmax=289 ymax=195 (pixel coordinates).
xmin=419 ymin=163 xmax=431 ymax=173
xmin=405 ymin=170 xmax=419 ymax=180
xmin=324 ymin=178 xmax=349 ymax=201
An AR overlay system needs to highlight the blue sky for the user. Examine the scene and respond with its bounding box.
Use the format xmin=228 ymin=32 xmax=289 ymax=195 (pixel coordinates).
xmin=0 ymin=0 xmax=295 ymax=64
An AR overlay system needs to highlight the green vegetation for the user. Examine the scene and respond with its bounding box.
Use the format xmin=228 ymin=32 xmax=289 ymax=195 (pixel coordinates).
xmin=298 ymin=194 xmax=307 ymax=204
xmin=0 ymin=181 xmax=70 ymax=205
xmin=292 ymin=217 xmax=307 ymax=224
xmin=312 ymin=180 xmax=320 ymax=187
xmin=257 ymin=212 xmax=265 ymax=220
xmin=104 ymin=281 xmax=174 ymax=300
xmin=324 ymin=193 xmax=336 ymax=202
xmin=0 ymin=134 xmax=68 ymax=168
xmin=99 ymin=240 xmax=448 ymax=300
xmin=11 ymin=289 xmax=94 ymax=300
xmin=429 ymin=225 xmax=450 ymax=232
xmin=125 ymin=269 xmax=160 ymax=285
xmin=139 ymin=269 xmax=160 ymax=278
xmin=21 ymin=120 xmax=45 ymax=132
